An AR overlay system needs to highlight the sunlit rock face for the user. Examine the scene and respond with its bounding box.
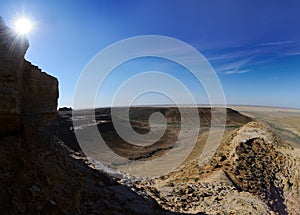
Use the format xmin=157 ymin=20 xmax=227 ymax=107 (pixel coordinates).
xmin=0 ymin=17 xmax=58 ymax=134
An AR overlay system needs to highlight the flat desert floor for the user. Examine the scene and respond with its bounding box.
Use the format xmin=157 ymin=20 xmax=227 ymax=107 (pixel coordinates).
xmin=231 ymin=105 xmax=300 ymax=148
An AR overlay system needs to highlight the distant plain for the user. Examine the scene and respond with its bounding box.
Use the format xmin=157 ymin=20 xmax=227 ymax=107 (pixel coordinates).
xmin=231 ymin=106 xmax=300 ymax=147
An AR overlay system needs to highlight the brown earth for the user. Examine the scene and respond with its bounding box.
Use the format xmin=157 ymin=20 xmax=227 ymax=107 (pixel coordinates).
xmin=137 ymin=121 xmax=300 ymax=214
xmin=1 ymin=15 xmax=299 ymax=215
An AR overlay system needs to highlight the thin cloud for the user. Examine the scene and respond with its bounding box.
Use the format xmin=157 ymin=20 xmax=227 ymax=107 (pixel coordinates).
xmin=215 ymin=56 xmax=254 ymax=76
xmin=259 ymin=40 xmax=295 ymax=46
xmin=206 ymin=48 xmax=262 ymax=62
xmin=206 ymin=39 xmax=300 ymax=76
xmin=216 ymin=58 xmax=252 ymax=72
xmin=284 ymin=52 xmax=300 ymax=56
xmin=225 ymin=69 xmax=251 ymax=75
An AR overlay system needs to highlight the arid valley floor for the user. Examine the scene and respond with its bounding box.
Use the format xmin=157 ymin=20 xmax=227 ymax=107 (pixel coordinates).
xmin=1 ymin=103 xmax=300 ymax=214
xmin=1 ymin=14 xmax=299 ymax=214
xmin=40 ymin=105 xmax=300 ymax=215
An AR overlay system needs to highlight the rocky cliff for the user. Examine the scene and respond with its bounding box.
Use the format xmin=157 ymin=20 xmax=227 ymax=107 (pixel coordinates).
xmin=0 ymin=17 xmax=171 ymax=215
xmin=1 ymin=15 xmax=299 ymax=215
xmin=139 ymin=121 xmax=300 ymax=214
xmin=0 ymin=17 xmax=58 ymax=134
xmin=222 ymin=122 xmax=299 ymax=214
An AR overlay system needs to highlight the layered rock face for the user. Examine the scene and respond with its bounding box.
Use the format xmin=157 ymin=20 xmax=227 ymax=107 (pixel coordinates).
xmin=0 ymin=17 xmax=167 ymax=215
xmin=0 ymin=17 xmax=58 ymax=134
xmin=222 ymin=122 xmax=299 ymax=214
xmin=22 ymin=61 xmax=58 ymax=128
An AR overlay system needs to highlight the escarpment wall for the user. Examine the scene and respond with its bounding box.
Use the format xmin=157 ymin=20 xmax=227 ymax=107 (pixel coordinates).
xmin=22 ymin=61 xmax=58 ymax=128
xmin=0 ymin=17 xmax=58 ymax=134
xmin=0 ymin=17 xmax=28 ymax=133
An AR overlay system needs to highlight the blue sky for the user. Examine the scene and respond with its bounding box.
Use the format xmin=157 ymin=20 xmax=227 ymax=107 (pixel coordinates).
xmin=0 ymin=0 xmax=299 ymax=108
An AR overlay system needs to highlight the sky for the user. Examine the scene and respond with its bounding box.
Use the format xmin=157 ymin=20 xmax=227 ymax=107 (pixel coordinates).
xmin=0 ymin=0 xmax=299 ymax=108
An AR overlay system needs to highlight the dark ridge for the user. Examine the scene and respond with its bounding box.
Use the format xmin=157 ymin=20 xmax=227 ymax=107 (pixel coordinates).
xmin=54 ymin=107 xmax=252 ymax=160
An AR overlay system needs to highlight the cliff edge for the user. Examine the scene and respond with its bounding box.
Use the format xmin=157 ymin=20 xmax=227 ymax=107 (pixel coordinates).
xmin=0 ymin=17 xmax=58 ymax=134
xmin=0 ymin=16 xmax=171 ymax=215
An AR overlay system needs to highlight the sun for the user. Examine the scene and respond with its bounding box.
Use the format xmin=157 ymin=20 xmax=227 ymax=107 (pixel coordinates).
xmin=14 ymin=17 xmax=33 ymax=35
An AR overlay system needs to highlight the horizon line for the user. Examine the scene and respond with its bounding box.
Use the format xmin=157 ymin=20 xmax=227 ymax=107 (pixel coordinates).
xmin=60 ymin=103 xmax=300 ymax=111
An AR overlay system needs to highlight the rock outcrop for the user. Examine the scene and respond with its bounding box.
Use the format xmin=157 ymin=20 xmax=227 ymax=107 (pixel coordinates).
xmin=0 ymin=17 xmax=172 ymax=215
xmin=0 ymin=17 xmax=58 ymax=134
xmin=1 ymin=15 xmax=299 ymax=215
xmin=138 ymin=121 xmax=300 ymax=214
xmin=0 ymin=128 xmax=170 ymax=215
xmin=222 ymin=122 xmax=299 ymax=214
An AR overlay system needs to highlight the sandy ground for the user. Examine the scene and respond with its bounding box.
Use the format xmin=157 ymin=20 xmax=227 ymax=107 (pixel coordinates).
xmin=230 ymin=106 xmax=300 ymax=147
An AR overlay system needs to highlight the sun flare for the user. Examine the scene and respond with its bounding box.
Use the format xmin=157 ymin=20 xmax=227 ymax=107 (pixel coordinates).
xmin=14 ymin=17 xmax=33 ymax=35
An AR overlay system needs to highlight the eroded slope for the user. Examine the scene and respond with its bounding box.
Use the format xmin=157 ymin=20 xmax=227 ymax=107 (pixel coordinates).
xmin=137 ymin=122 xmax=300 ymax=214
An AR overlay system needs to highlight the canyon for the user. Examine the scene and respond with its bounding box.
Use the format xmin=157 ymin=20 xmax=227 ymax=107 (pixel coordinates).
xmin=0 ymin=16 xmax=299 ymax=214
